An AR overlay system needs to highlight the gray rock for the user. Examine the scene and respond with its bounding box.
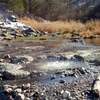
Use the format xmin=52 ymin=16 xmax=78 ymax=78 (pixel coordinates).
xmin=15 ymin=93 xmax=25 ymax=100
xmin=59 ymin=80 xmax=65 ymax=84
xmin=3 ymin=70 xmax=30 ymax=79
xmin=50 ymin=75 xmax=56 ymax=80
xmin=11 ymin=55 xmax=33 ymax=64
xmin=72 ymin=55 xmax=85 ymax=62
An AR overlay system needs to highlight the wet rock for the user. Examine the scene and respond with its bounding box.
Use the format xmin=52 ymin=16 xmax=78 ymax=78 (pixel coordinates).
xmin=15 ymin=93 xmax=25 ymax=100
xmin=55 ymin=71 xmax=63 ymax=75
xmin=11 ymin=55 xmax=33 ymax=64
xmin=72 ymin=55 xmax=85 ymax=62
xmin=3 ymin=70 xmax=30 ymax=80
xmin=47 ymin=55 xmax=58 ymax=60
xmin=59 ymin=80 xmax=65 ymax=84
xmin=47 ymin=54 xmax=67 ymax=61
xmin=67 ymin=70 xmax=75 ymax=76
xmin=50 ymin=75 xmax=56 ymax=80
xmin=79 ymin=67 xmax=86 ymax=75
xmin=30 ymin=71 xmax=46 ymax=78
xmin=4 ymin=54 xmax=11 ymax=60
xmin=60 ymin=74 xmax=65 ymax=78
xmin=32 ymin=92 xmax=39 ymax=100
xmin=59 ymin=56 xmax=67 ymax=60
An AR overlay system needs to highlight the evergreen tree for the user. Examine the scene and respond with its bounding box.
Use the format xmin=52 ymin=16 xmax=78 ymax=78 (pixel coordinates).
xmin=8 ymin=0 xmax=25 ymax=14
xmin=28 ymin=0 xmax=41 ymax=15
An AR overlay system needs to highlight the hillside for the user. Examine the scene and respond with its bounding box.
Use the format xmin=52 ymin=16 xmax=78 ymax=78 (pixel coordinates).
xmin=0 ymin=0 xmax=100 ymax=21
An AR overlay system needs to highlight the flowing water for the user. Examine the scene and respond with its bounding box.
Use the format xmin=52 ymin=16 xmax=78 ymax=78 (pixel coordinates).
xmin=0 ymin=38 xmax=100 ymax=84
xmin=37 ymin=38 xmax=100 ymax=83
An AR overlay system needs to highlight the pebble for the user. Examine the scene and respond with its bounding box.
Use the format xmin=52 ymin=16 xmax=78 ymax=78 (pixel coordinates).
xmin=59 ymin=79 xmax=65 ymax=83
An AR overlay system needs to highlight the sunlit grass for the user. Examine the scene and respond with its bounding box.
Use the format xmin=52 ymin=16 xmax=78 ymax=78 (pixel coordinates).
xmin=18 ymin=16 xmax=100 ymax=38
xmin=18 ymin=17 xmax=84 ymax=33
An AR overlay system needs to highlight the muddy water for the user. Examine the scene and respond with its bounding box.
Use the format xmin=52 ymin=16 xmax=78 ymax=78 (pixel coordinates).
xmin=85 ymin=38 xmax=100 ymax=46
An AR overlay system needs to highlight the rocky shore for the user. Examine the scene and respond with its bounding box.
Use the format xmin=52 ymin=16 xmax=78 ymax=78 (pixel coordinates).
xmin=0 ymin=76 xmax=94 ymax=100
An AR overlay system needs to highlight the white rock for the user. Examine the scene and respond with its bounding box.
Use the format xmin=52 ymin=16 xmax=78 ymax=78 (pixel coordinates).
xmin=5 ymin=88 xmax=13 ymax=93
xmin=61 ymin=90 xmax=64 ymax=94
xmin=0 ymin=63 xmax=22 ymax=70
xmin=3 ymin=69 xmax=30 ymax=79
xmin=22 ymin=83 xmax=31 ymax=89
xmin=25 ymin=83 xmax=31 ymax=88
xmin=14 ymin=88 xmax=22 ymax=93
xmin=62 ymin=90 xmax=70 ymax=99
xmin=3 ymin=84 xmax=11 ymax=89
xmin=92 ymin=74 xmax=100 ymax=97
xmin=26 ymin=98 xmax=31 ymax=100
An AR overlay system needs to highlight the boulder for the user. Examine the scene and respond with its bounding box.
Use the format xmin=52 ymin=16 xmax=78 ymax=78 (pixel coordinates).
xmin=92 ymin=74 xmax=100 ymax=98
xmin=3 ymin=70 xmax=30 ymax=80
xmin=0 ymin=63 xmax=22 ymax=71
xmin=72 ymin=55 xmax=85 ymax=62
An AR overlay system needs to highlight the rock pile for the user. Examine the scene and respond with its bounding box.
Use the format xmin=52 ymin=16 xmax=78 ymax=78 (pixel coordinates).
xmin=0 ymin=27 xmax=47 ymax=40
xmin=0 ymin=76 xmax=94 ymax=100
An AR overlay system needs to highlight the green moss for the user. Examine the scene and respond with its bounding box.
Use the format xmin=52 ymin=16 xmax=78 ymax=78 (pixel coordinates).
xmin=13 ymin=35 xmax=51 ymax=42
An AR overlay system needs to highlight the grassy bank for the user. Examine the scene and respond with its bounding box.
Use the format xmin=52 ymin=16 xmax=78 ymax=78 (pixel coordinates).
xmin=18 ymin=17 xmax=100 ymax=38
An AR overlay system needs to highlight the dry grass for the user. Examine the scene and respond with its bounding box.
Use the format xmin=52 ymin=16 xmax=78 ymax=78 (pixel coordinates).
xmin=80 ymin=20 xmax=100 ymax=37
xmin=18 ymin=17 xmax=100 ymax=37
xmin=18 ymin=17 xmax=84 ymax=33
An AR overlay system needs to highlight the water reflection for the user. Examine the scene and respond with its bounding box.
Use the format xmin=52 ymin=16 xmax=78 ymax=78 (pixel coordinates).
xmin=85 ymin=38 xmax=100 ymax=46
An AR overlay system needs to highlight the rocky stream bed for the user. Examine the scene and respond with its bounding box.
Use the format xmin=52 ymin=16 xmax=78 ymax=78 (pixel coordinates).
xmin=0 ymin=38 xmax=100 ymax=100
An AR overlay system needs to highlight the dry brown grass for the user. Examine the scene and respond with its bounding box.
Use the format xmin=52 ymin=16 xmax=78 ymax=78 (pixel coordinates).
xmin=18 ymin=17 xmax=100 ymax=37
xmin=18 ymin=17 xmax=84 ymax=33
xmin=81 ymin=20 xmax=100 ymax=37
xmin=80 ymin=30 xmax=93 ymax=37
